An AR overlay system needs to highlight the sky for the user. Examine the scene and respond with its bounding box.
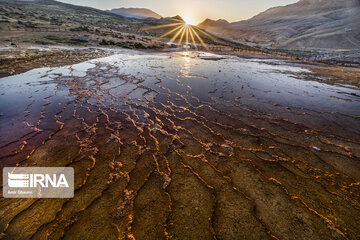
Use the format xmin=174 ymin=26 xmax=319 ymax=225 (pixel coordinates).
xmin=58 ymin=0 xmax=298 ymax=24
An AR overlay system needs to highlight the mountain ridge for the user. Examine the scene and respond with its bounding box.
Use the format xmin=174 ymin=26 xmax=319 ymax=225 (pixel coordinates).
xmin=107 ymin=7 xmax=162 ymax=20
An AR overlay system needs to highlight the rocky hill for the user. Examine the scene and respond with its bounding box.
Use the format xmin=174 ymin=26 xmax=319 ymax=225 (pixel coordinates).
xmin=198 ymin=0 xmax=360 ymax=50
xmin=107 ymin=8 xmax=162 ymax=20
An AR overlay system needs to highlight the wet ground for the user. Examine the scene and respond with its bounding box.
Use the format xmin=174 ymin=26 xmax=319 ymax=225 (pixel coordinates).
xmin=0 ymin=47 xmax=112 ymax=78
xmin=0 ymin=49 xmax=359 ymax=240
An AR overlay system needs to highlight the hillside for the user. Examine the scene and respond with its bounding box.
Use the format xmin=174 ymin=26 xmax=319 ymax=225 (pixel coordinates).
xmin=198 ymin=0 xmax=360 ymax=50
xmin=107 ymin=8 xmax=162 ymax=20
xmin=0 ymin=0 xmax=139 ymax=32
xmin=0 ymin=0 xmax=163 ymax=48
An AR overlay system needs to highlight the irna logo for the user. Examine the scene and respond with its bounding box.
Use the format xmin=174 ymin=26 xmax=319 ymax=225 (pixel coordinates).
xmin=8 ymin=172 xmax=69 ymax=188
xmin=3 ymin=167 xmax=74 ymax=198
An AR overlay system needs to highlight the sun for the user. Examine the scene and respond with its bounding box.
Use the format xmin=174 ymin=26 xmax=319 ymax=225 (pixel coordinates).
xmin=182 ymin=16 xmax=196 ymax=26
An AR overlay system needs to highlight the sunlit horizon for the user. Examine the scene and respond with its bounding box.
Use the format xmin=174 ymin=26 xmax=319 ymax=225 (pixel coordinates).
xmin=58 ymin=0 xmax=299 ymax=24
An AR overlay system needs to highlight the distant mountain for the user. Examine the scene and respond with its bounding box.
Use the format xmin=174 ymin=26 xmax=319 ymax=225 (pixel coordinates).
xmin=198 ymin=0 xmax=360 ymax=50
xmin=198 ymin=19 xmax=229 ymax=29
xmin=170 ymin=15 xmax=183 ymax=21
xmin=108 ymin=8 xmax=162 ymax=20
xmin=153 ymin=15 xmax=184 ymax=25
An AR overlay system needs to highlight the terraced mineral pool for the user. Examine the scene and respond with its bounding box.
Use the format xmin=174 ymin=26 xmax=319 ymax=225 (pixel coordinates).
xmin=0 ymin=50 xmax=359 ymax=240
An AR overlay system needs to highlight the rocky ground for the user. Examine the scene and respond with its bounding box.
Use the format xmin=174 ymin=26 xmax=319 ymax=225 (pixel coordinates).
xmin=0 ymin=50 xmax=359 ymax=240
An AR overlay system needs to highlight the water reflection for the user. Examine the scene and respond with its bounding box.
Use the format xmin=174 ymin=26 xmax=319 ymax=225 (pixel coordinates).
xmin=180 ymin=51 xmax=192 ymax=78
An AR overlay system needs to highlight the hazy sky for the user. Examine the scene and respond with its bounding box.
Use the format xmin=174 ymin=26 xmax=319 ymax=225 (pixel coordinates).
xmin=58 ymin=0 xmax=298 ymax=24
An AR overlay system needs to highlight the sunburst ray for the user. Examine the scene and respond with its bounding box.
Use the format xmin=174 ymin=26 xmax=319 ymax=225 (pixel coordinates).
xmin=190 ymin=27 xmax=210 ymax=51
xmin=155 ymin=25 xmax=184 ymax=41
xmin=185 ymin=26 xmax=189 ymax=49
xmin=193 ymin=26 xmax=218 ymax=42
xmin=163 ymin=26 xmax=185 ymax=50
xmin=188 ymin=26 xmax=198 ymax=50
xmin=142 ymin=22 xmax=182 ymax=31
xmin=177 ymin=27 xmax=187 ymax=48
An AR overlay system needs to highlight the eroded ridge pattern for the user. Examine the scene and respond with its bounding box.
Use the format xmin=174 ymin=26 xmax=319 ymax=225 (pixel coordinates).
xmin=0 ymin=50 xmax=359 ymax=240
